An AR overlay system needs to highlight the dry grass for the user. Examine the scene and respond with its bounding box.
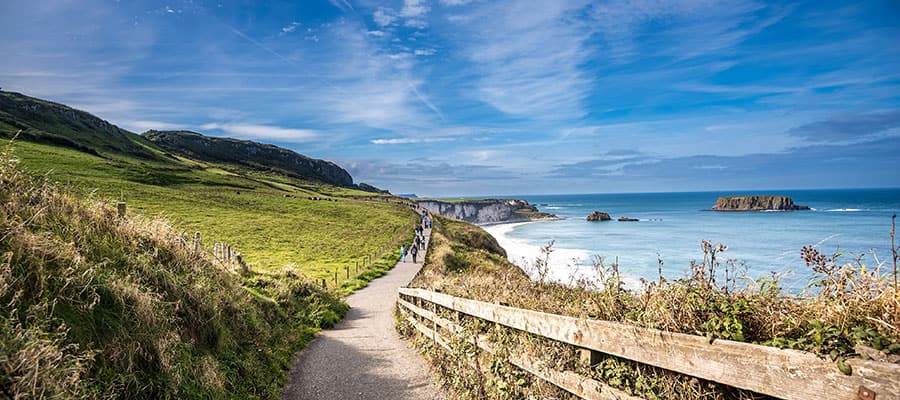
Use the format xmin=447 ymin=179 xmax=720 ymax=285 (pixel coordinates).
xmin=0 ymin=141 xmax=348 ymax=398
xmin=402 ymin=215 xmax=900 ymax=399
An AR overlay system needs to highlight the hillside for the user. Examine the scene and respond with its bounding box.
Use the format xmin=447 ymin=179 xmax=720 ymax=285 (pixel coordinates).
xmin=0 ymin=92 xmax=420 ymax=397
xmin=0 ymin=90 xmax=162 ymax=160
xmin=0 ymin=89 xmax=418 ymax=301
xmin=0 ymin=146 xmax=350 ymax=398
xmin=144 ymin=130 xmax=354 ymax=188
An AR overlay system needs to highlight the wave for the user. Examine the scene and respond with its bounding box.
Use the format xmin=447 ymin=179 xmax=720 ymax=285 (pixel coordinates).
xmin=824 ymin=208 xmax=865 ymax=212
xmin=483 ymin=222 xmax=641 ymax=288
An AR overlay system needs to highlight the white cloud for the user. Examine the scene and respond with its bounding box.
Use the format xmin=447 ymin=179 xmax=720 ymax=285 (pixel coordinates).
xmin=281 ymin=21 xmax=300 ymax=34
xmin=367 ymin=30 xmax=385 ymax=37
xmin=373 ymin=8 xmax=397 ymax=27
xmin=329 ymin=0 xmax=355 ymax=12
xmin=371 ymin=137 xmax=454 ymax=145
xmin=201 ymin=123 xmax=319 ymax=142
xmin=439 ymin=0 xmax=473 ymax=5
xmin=400 ymin=0 xmax=429 ymax=18
xmin=121 ymin=120 xmax=188 ymax=132
xmin=413 ymin=48 xmax=436 ymax=56
xmin=452 ymin=1 xmax=594 ymax=120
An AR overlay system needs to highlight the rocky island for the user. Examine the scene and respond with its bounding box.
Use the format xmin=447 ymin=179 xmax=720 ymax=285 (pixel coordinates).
xmin=417 ymin=198 xmax=558 ymax=225
xmin=586 ymin=211 xmax=611 ymax=221
xmin=712 ymin=195 xmax=810 ymax=211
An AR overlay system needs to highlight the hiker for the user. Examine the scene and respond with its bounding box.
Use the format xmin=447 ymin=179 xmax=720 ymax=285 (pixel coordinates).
xmin=410 ymin=243 xmax=418 ymax=263
xmin=400 ymin=245 xmax=406 ymax=262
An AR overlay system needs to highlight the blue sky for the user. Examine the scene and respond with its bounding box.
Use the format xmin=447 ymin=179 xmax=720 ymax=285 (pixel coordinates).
xmin=1 ymin=0 xmax=898 ymax=196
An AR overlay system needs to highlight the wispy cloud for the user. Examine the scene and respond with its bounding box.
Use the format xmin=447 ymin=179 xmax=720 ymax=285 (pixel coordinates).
xmin=787 ymin=110 xmax=900 ymax=143
xmin=448 ymin=1 xmax=594 ymax=120
xmin=280 ymin=21 xmax=300 ymax=35
xmin=201 ymin=123 xmax=319 ymax=142
xmin=120 ymin=120 xmax=189 ymax=133
xmin=371 ymin=137 xmax=454 ymax=145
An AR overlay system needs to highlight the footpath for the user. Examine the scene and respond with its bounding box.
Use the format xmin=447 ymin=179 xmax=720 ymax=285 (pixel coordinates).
xmin=280 ymin=222 xmax=445 ymax=400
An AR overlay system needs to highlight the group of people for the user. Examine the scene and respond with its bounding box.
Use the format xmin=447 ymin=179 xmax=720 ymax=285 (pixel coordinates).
xmin=400 ymin=212 xmax=433 ymax=264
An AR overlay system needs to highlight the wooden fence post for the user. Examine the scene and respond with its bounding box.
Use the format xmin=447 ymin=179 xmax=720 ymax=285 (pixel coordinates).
xmin=333 ymin=269 xmax=338 ymax=286
xmin=193 ymin=232 xmax=201 ymax=253
xmin=321 ymin=278 xmax=326 ymax=288
xmin=579 ymin=349 xmax=601 ymax=367
xmin=345 ymin=265 xmax=349 ymax=279
xmin=116 ymin=202 xmax=127 ymax=218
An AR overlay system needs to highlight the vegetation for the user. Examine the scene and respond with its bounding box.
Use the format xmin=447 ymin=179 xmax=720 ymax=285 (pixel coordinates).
xmin=401 ymin=215 xmax=900 ymax=399
xmin=0 ymin=145 xmax=351 ymax=398
xmin=8 ymin=139 xmax=416 ymax=289
xmin=0 ymin=91 xmax=162 ymax=160
xmin=142 ymin=130 xmax=354 ymax=188
xmin=0 ymin=90 xmax=421 ymax=398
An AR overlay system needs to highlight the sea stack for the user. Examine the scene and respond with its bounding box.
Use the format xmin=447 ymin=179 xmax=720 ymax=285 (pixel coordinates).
xmin=712 ymin=195 xmax=810 ymax=211
xmin=587 ymin=211 xmax=612 ymax=221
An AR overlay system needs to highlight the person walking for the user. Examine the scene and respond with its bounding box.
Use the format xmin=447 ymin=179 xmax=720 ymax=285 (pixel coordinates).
xmin=410 ymin=243 xmax=418 ymax=263
xmin=400 ymin=245 xmax=406 ymax=262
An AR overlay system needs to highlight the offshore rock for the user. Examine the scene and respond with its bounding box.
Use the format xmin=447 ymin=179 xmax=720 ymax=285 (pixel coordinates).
xmin=587 ymin=211 xmax=612 ymax=221
xmin=712 ymin=195 xmax=810 ymax=211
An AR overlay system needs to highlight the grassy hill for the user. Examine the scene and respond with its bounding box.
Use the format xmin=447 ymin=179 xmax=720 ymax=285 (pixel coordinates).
xmin=0 ymin=146 xmax=349 ymax=398
xmin=143 ymin=130 xmax=355 ymax=188
xmin=0 ymin=91 xmax=419 ymax=398
xmin=0 ymin=91 xmax=162 ymax=160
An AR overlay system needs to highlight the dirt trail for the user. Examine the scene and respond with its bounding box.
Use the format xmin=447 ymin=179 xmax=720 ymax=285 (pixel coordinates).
xmin=280 ymin=226 xmax=444 ymax=400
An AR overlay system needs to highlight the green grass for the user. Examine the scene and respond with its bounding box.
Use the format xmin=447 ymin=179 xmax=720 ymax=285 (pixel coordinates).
xmin=11 ymin=140 xmax=417 ymax=288
xmin=0 ymin=149 xmax=354 ymax=398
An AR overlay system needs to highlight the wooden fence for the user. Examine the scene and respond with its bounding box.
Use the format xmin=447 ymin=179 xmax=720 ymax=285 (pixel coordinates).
xmin=397 ymin=287 xmax=900 ymax=400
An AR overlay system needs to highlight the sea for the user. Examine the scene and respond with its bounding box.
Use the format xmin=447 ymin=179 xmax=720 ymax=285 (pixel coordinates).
xmin=482 ymin=189 xmax=900 ymax=292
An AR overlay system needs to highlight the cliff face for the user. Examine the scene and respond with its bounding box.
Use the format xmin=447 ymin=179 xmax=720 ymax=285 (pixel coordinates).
xmin=417 ymin=199 xmax=557 ymax=225
xmin=144 ymin=130 xmax=354 ymax=187
xmin=712 ymin=195 xmax=810 ymax=211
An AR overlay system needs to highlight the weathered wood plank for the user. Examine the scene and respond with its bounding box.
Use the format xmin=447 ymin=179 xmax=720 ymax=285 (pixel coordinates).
xmin=399 ymin=287 xmax=900 ymax=400
xmin=400 ymin=301 xmax=640 ymax=400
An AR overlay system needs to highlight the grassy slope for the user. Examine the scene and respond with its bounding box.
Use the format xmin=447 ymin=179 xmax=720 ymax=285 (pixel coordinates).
xmin=0 ymin=147 xmax=351 ymax=398
xmin=405 ymin=216 xmax=900 ymax=399
xmin=11 ymin=140 xmax=416 ymax=289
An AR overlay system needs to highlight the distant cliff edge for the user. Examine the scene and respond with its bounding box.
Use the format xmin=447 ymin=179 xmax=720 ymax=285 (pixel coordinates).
xmin=712 ymin=195 xmax=810 ymax=211
xmin=144 ymin=130 xmax=354 ymax=187
xmin=417 ymin=199 xmax=558 ymax=225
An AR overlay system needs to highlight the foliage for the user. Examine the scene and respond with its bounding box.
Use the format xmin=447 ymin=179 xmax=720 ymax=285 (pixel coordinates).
xmin=0 ymin=145 xmax=353 ymax=398
xmin=402 ymin=215 xmax=900 ymax=399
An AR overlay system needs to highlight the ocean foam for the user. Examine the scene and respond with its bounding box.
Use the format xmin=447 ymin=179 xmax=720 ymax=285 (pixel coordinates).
xmin=484 ymin=222 xmax=641 ymax=288
xmin=825 ymin=208 xmax=864 ymax=212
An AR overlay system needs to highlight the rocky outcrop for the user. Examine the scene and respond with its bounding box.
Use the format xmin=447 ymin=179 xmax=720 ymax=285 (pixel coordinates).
xmin=587 ymin=211 xmax=611 ymax=221
xmin=618 ymin=216 xmax=639 ymax=222
xmin=712 ymin=195 xmax=810 ymax=211
xmin=417 ymin=199 xmax=557 ymax=225
xmin=144 ymin=130 xmax=354 ymax=187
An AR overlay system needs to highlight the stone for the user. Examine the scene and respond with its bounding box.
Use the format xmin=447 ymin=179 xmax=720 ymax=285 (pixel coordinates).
xmin=712 ymin=195 xmax=810 ymax=211
xmin=587 ymin=211 xmax=612 ymax=221
xmin=618 ymin=216 xmax=639 ymax=222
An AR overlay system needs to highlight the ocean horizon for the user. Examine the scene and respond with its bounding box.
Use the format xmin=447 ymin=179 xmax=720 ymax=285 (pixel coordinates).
xmin=481 ymin=188 xmax=900 ymax=292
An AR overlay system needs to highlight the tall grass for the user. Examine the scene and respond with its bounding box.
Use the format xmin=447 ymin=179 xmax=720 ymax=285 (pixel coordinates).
xmin=0 ymin=142 xmax=347 ymax=398
xmin=403 ymin=215 xmax=900 ymax=399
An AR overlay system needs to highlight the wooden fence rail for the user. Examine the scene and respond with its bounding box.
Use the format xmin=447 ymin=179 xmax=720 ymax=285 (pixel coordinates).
xmin=398 ymin=287 xmax=900 ymax=400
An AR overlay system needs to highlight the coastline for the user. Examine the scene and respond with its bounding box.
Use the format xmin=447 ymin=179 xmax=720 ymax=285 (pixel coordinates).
xmin=481 ymin=218 xmax=643 ymax=289
xmin=482 ymin=219 xmax=597 ymax=284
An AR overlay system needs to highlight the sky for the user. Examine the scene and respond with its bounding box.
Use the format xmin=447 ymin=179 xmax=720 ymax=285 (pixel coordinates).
xmin=1 ymin=0 xmax=899 ymax=197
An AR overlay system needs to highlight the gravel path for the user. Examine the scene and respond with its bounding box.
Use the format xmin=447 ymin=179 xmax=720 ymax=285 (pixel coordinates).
xmin=280 ymin=226 xmax=445 ymax=400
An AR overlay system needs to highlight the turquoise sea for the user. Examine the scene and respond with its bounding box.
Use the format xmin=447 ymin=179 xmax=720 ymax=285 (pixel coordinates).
xmin=482 ymin=189 xmax=900 ymax=291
